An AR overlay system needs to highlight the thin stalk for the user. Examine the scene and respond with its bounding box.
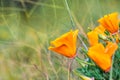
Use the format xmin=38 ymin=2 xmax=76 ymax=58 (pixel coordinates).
xmin=75 ymin=56 xmax=94 ymax=66
xmin=109 ymin=35 xmax=117 ymax=80
xmin=109 ymin=54 xmax=115 ymax=80
xmin=1 ymin=15 xmax=17 ymax=39
xmin=64 ymin=0 xmax=88 ymax=51
xmin=68 ymin=58 xmax=74 ymax=80
xmin=64 ymin=0 xmax=75 ymax=29
xmin=78 ymin=35 xmax=88 ymax=50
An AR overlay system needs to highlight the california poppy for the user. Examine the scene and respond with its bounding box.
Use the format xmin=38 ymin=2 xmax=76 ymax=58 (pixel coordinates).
xmin=49 ymin=30 xmax=79 ymax=58
xmin=87 ymin=25 xmax=105 ymax=46
xmin=98 ymin=12 xmax=119 ymax=34
xmin=87 ymin=31 xmax=98 ymax=46
xmin=88 ymin=42 xmax=118 ymax=71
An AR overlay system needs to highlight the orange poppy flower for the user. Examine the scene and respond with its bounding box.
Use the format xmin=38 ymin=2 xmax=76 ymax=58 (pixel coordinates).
xmin=88 ymin=42 xmax=118 ymax=71
xmin=98 ymin=12 xmax=119 ymax=34
xmin=94 ymin=25 xmax=105 ymax=34
xmin=48 ymin=30 xmax=79 ymax=58
xmin=87 ymin=31 xmax=98 ymax=46
xmin=87 ymin=25 xmax=105 ymax=46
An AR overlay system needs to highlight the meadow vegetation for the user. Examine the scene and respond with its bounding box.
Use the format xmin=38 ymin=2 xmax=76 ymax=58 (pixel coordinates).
xmin=0 ymin=0 xmax=120 ymax=80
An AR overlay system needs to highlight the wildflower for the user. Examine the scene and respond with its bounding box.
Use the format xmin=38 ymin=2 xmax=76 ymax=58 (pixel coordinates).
xmin=94 ymin=25 xmax=105 ymax=34
xmin=88 ymin=42 xmax=118 ymax=71
xmin=98 ymin=12 xmax=119 ymax=34
xmin=87 ymin=31 xmax=98 ymax=46
xmin=87 ymin=25 xmax=105 ymax=46
xmin=48 ymin=29 xmax=79 ymax=58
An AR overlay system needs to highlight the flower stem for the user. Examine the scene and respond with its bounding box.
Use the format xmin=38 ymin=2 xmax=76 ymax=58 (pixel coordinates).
xmin=64 ymin=0 xmax=88 ymax=51
xmin=109 ymin=54 xmax=115 ymax=80
xmin=75 ymin=56 xmax=95 ymax=66
xmin=68 ymin=58 xmax=75 ymax=80
xmin=64 ymin=0 xmax=76 ymax=29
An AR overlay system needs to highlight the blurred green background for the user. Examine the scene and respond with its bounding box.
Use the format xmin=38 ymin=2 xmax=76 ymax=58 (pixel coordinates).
xmin=0 ymin=0 xmax=120 ymax=80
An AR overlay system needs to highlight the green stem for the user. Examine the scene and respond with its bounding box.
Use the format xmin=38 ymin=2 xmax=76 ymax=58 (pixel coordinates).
xmin=64 ymin=0 xmax=76 ymax=29
xmin=109 ymin=35 xmax=117 ymax=80
xmin=75 ymin=56 xmax=94 ymax=66
xmin=64 ymin=0 xmax=88 ymax=51
xmin=109 ymin=54 xmax=115 ymax=80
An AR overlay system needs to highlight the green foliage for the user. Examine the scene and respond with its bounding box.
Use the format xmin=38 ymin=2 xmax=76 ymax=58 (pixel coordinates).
xmin=74 ymin=43 xmax=120 ymax=80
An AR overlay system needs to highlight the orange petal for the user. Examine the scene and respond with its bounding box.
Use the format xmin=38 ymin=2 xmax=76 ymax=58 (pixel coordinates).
xmin=98 ymin=12 xmax=119 ymax=34
xmin=94 ymin=25 xmax=105 ymax=34
xmin=88 ymin=43 xmax=112 ymax=71
xmin=87 ymin=31 xmax=98 ymax=46
xmin=105 ymin=42 xmax=118 ymax=58
xmin=49 ymin=29 xmax=79 ymax=58
xmin=87 ymin=25 xmax=105 ymax=46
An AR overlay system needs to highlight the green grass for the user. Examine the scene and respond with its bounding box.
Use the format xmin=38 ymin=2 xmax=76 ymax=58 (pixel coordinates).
xmin=0 ymin=0 xmax=120 ymax=80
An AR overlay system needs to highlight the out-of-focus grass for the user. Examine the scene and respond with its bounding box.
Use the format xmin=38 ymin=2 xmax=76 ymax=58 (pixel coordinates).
xmin=0 ymin=0 xmax=120 ymax=80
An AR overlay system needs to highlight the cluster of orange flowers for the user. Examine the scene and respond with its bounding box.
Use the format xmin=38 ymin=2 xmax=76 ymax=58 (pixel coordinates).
xmin=48 ymin=12 xmax=119 ymax=72
xmin=87 ymin=12 xmax=119 ymax=72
